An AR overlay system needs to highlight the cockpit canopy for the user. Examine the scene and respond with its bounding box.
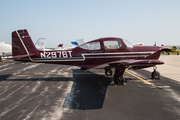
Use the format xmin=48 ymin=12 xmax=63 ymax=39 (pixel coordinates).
xmin=78 ymin=38 xmax=133 ymax=50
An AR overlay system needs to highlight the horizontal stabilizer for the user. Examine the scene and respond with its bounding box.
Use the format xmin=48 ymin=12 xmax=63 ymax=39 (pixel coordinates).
xmin=7 ymin=53 xmax=36 ymax=60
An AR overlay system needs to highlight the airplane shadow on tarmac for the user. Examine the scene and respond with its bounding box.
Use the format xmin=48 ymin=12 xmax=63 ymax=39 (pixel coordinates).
xmin=0 ymin=74 xmax=11 ymax=81
xmin=0 ymin=69 xmax=113 ymax=110
xmin=62 ymin=69 xmax=113 ymax=110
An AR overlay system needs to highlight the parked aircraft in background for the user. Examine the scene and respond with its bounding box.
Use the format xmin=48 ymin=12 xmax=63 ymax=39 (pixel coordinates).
xmin=35 ymin=38 xmax=46 ymax=50
xmin=10 ymin=29 xmax=164 ymax=86
xmin=162 ymin=46 xmax=180 ymax=55
xmin=35 ymin=38 xmax=86 ymax=51
xmin=72 ymin=38 xmax=86 ymax=46
xmin=35 ymin=38 xmax=53 ymax=51
xmin=0 ymin=41 xmax=12 ymax=61
xmin=133 ymin=43 xmax=143 ymax=46
xmin=55 ymin=38 xmax=86 ymax=50
xmin=171 ymin=46 xmax=180 ymax=52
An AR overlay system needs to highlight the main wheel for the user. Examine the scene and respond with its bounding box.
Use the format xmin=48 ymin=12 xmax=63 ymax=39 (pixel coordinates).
xmin=105 ymin=69 xmax=113 ymax=76
xmin=151 ymin=71 xmax=160 ymax=79
xmin=114 ymin=78 xmax=119 ymax=85
xmin=114 ymin=77 xmax=126 ymax=86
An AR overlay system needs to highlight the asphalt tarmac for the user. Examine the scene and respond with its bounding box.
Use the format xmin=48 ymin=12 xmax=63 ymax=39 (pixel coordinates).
xmin=0 ymin=59 xmax=180 ymax=120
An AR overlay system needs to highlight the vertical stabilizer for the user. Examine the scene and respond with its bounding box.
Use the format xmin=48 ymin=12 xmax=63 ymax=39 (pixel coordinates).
xmin=12 ymin=29 xmax=39 ymax=57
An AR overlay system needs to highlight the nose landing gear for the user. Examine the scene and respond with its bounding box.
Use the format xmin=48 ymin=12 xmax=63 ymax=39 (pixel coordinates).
xmin=151 ymin=66 xmax=160 ymax=80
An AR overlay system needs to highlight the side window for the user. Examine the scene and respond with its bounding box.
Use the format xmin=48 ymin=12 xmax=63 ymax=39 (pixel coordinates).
xmin=103 ymin=40 xmax=122 ymax=50
xmin=79 ymin=42 xmax=101 ymax=50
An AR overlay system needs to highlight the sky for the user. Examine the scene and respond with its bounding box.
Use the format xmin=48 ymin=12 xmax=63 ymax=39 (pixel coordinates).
xmin=0 ymin=0 xmax=180 ymax=48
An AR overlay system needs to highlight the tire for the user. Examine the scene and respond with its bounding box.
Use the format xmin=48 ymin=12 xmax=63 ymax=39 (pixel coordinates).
xmin=114 ymin=78 xmax=119 ymax=84
xmin=105 ymin=69 xmax=113 ymax=76
xmin=114 ymin=77 xmax=126 ymax=86
xmin=151 ymin=71 xmax=160 ymax=79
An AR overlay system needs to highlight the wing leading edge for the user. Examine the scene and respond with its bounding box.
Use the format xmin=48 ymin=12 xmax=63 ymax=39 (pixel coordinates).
xmin=78 ymin=59 xmax=164 ymax=70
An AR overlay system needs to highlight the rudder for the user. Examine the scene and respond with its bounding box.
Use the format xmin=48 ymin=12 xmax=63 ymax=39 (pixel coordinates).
xmin=12 ymin=29 xmax=39 ymax=57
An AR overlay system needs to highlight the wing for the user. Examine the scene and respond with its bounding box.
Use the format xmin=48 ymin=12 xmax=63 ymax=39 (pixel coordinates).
xmin=123 ymin=59 xmax=164 ymax=70
xmin=78 ymin=59 xmax=164 ymax=70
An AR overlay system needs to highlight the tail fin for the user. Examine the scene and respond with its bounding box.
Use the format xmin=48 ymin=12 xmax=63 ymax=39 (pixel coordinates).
xmin=12 ymin=29 xmax=39 ymax=57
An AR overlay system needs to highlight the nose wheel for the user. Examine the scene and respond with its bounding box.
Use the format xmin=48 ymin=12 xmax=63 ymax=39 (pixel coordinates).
xmin=151 ymin=66 xmax=160 ymax=79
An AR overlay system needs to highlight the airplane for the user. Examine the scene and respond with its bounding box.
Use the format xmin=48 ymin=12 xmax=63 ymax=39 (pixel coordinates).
xmin=34 ymin=38 xmax=84 ymax=51
xmin=133 ymin=43 xmax=143 ymax=46
xmin=10 ymin=29 xmax=164 ymax=86
xmin=161 ymin=46 xmax=180 ymax=55
xmin=169 ymin=46 xmax=180 ymax=55
xmin=0 ymin=41 xmax=12 ymax=61
xmin=55 ymin=38 xmax=86 ymax=50
xmin=35 ymin=38 xmax=46 ymax=50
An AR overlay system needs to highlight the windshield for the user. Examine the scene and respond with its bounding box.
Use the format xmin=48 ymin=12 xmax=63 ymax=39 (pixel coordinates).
xmin=123 ymin=39 xmax=133 ymax=48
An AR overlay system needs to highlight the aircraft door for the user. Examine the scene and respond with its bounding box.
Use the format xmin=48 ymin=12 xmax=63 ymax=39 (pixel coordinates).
xmin=103 ymin=40 xmax=124 ymax=52
xmin=103 ymin=40 xmax=124 ymax=60
xmin=79 ymin=41 xmax=105 ymax=64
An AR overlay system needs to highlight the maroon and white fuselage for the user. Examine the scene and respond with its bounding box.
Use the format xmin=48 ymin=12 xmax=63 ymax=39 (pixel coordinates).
xmin=11 ymin=29 xmax=164 ymax=85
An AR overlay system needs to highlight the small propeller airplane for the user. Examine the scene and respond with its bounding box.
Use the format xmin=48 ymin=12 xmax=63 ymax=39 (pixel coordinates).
xmin=11 ymin=29 xmax=164 ymax=86
xmin=0 ymin=40 xmax=12 ymax=61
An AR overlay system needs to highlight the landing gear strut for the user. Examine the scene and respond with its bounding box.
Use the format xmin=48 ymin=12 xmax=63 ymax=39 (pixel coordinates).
xmin=113 ymin=65 xmax=126 ymax=86
xmin=151 ymin=66 xmax=160 ymax=80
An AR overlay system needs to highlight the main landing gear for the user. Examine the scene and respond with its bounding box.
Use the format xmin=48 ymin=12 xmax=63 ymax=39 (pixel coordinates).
xmin=113 ymin=65 xmax=126 ymax=86
xmin=105 ymin=68 xmax=113 ymax=76
xmin=105 ymin=65 xmax=126 ymax=86
xmin=151 ymin=66 xmax=160 ymax=80
xmin=105 ymin=65 xmax=161 ymax=86
xmin=114 ymin=77 xmax=126 ymax=86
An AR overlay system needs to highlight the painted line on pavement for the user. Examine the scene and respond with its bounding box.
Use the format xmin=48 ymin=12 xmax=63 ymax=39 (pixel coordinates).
xmin=125 ymin=70 xmax=156 ymax=87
